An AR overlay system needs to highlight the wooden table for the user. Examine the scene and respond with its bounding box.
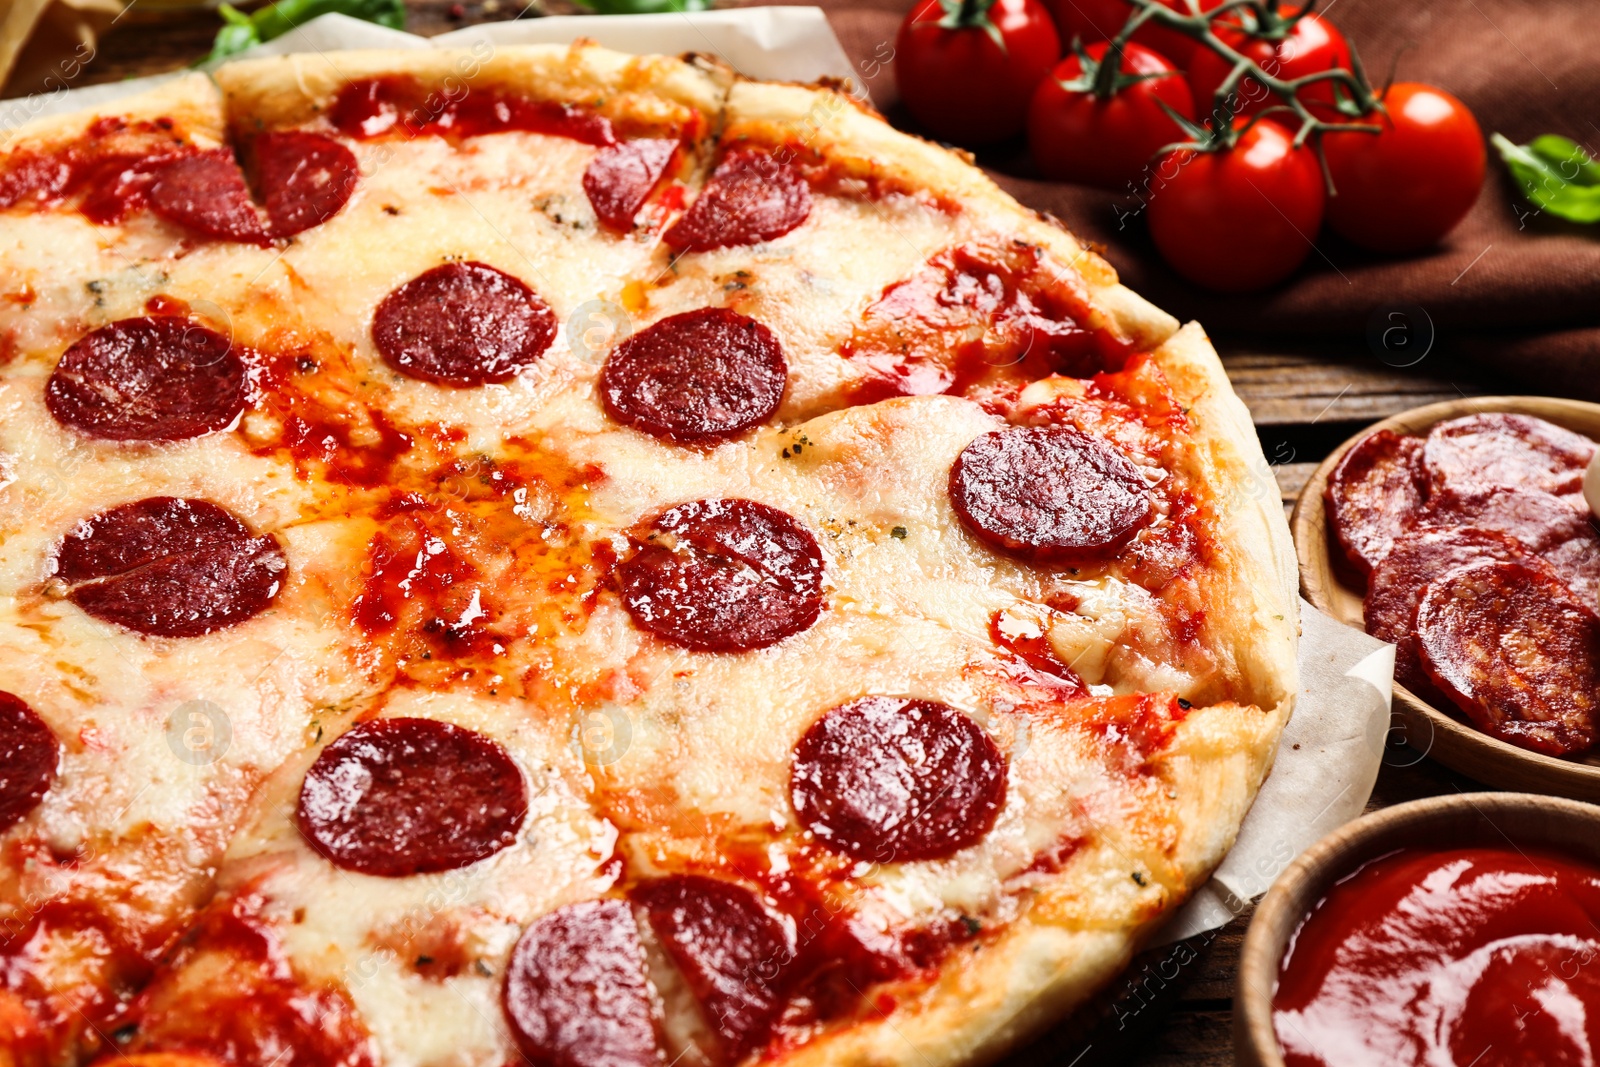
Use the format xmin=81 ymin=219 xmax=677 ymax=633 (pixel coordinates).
xmin=62 ymin=9 xmax=1504 ymax=1063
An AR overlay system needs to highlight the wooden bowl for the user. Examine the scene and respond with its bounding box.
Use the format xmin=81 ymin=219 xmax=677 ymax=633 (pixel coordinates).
xmin=1234 ymin=791 xmax=1600 ymax=1067
xmin=1292 ymin=395 xmax=1600 ymax=800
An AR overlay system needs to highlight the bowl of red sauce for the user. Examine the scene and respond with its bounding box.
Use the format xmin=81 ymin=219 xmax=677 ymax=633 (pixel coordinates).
xmin=1236 ymin=792 xmax=1600 ymax=1067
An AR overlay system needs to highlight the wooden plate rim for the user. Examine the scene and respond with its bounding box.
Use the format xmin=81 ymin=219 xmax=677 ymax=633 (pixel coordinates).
xmin=1291 ymin=394 xmax=1600 ymax=799
xmin=1232 ymin=791 xmax=1600 ymax=1067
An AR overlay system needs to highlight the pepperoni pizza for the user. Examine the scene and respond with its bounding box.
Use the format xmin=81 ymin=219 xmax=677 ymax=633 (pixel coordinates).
xmin=0 ymin=43 xmax=1298 ymax=1067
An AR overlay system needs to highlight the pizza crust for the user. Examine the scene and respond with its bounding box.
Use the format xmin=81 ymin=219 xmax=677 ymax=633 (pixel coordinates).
xmin=1155 ymin=322 xmax=1301 ymax=713
xmin=213 ymin=42 xmax=730 ymax=136
xmin=0 ymin=69 xmax=224 ymax=151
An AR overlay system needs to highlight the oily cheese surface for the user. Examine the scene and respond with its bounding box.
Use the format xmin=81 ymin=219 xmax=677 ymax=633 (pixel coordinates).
xmin=0 ymin=45 xmax=1296 ymax=1067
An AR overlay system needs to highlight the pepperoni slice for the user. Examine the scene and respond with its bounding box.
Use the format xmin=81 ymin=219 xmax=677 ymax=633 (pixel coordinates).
xmin=1419 ymin=485 xmax=1590 ymax=554
xmin=632 ymin=875 xmax=792 ymax=1060
xmin=297 ymin=717 xmax=527 ymax=877
xmin=584 ymin=137 xmax=676 ymax=231
xmin=664 ymin=148 xmax=812 ymax=252
xmin=1325 ymin=429 xmax=1426 ymax=574
xmin=372 ymin=261 xmax=556 ymax=387
xmin=148 ymin=148 xmax=271 ymax=245
xmin=1546 ymin=532 xmax=1600 ymax=607
xmin=1417 ymin=561 xmax=1600 ymax=757
xmin=254 ymin=131 xmax=359 ymax=238
xmin=0 ymin=692 xmax=57 ymax=833
xmin=790 ymin=697 xmax=1007 ymax=863
xmin=1423 ymin=413 xmax=1596 ymax=497
xmin=79 ymin=150 xmax=189 ymax=225
xmin=950 ymin=426 xmax=1153 ymax=563
xmin=1415 ymin=486 xmax=1600 ymax=605
xmin=502 ymin=899 xmax=662 ymax=1067
xmin=600 ymin=308 xmax=786 ymax=443
xmin=617 ymin=499 xmax=824 ymax=652
xmin=55 ymin=497 xmax=286 ymax=638
xmin=45 ymin=317 xmax=246 ymax=442
xmin=1364 ymin=527 xmax=1546 ymax=693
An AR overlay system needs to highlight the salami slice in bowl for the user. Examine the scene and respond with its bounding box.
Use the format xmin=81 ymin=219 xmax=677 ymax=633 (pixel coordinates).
xmin=1417 ymin=560 xmax=1600 ymax=757
xmin=1325 ymin=428 xmax=1426 ymax=574
xmin=1364 ymin=526 xmax=1547 ymax=694
xmin=1423 ymin=413 xmax=1595 ymax=498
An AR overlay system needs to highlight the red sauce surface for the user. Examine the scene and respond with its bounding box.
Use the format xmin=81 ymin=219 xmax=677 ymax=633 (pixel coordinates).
xmin=1274 ymin=846 xmax=1600 ymax=1067
xmin=0 ymin=117 xmax=192 ymax=223
xmin=353 ymin=494 xmax=502 ymax=660
xmin=988 ymin=609 xmax=1086 ymax=699
xmin=842 ymin=241 xmax=1136 ymax=412
xmin=711 ymin=840 xmax=979 ymax=1037
xmin=0 ymin=899 xmax=145 ymax=1040
xmin=1084 ymin=693 xmax=1187 ymax=774
xmin=0 ymin=832 xmax=216 ymax=1064
xmin=120 ymin=894 xmax=376 ymax=1066
xmin=330 ymin=75 xmax=617 ymax=145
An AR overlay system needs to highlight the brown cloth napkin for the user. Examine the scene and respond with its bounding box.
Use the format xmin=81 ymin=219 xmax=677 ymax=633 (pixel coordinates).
xmin=795 ymin=0 xmax=1600 ymax=397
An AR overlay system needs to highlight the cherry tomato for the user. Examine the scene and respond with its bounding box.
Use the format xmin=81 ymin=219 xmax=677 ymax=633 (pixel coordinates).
xmin=1043 ymin=0 xmax=1223 ymax=67
xmin=1187 ymin=8 xmax=1350 ymax=119
xmin=1322 ymin=82 xmax=1486 ymax=253
xmin=896 ymin=0 xmax=1062 ymax=146
xmin=1147 ymin=119 xmax=1326 ymax=292
xmin=1028 ymin=42 xmax=1195 ymax=190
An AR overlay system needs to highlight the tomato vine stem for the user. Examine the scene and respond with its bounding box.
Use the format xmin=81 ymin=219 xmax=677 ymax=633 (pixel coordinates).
xmin=1106 ymin=0 xmax=1382 ymax=191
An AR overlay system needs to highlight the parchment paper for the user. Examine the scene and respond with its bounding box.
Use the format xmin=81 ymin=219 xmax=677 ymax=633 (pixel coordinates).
xmin=0 ymin=9 xmax=1397 ymax=939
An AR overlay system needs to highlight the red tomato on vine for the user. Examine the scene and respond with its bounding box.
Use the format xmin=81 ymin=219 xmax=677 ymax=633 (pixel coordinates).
xmin=1042 ymin=0 xmax=1223 ymax=67
xmin=1321 ymin=82 xmax=1486 ymax=253
xmin=1147 ymin=118 xmax=1326 ymax=292
xmin=1187 ymin=7 xmax=1350 ymax=120
xmin=895 ymin=0 xmax=1062 ymax=146
xmin=1029 ymin=41 xmax=1195 ymax=190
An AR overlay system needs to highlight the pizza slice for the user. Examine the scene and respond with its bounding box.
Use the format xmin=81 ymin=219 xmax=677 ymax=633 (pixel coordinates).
xmin=209 ymin=44 xmax=729 ymax=443
xmin=630 ymin=76 xmax=1178 ymax=423
xmin=0 ymin=49 xmax=728 ymax=1062
xmin=0 ymin=75 xmax=404 ymax=1063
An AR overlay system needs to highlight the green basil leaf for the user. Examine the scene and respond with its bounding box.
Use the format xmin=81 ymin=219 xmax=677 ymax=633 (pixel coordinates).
xmin=1493 ymin=132 xmax=1600 ymax=224
xmin=1528 ymin=134 xmax=1600 ymax=186
xmin=204 ymin=0 xmax=406 ymax=65
xmin=252 ymin=0 xmax=405 ymax=40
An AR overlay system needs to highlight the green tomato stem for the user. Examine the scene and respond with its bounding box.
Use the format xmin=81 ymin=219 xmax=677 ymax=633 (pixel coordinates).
xmin=1118 ymin=0 xmax=1382 ymax=182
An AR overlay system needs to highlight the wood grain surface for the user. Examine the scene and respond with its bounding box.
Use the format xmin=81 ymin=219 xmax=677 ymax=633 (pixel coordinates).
xmin=17 ymin=10 xmax=1526 ymax=1063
